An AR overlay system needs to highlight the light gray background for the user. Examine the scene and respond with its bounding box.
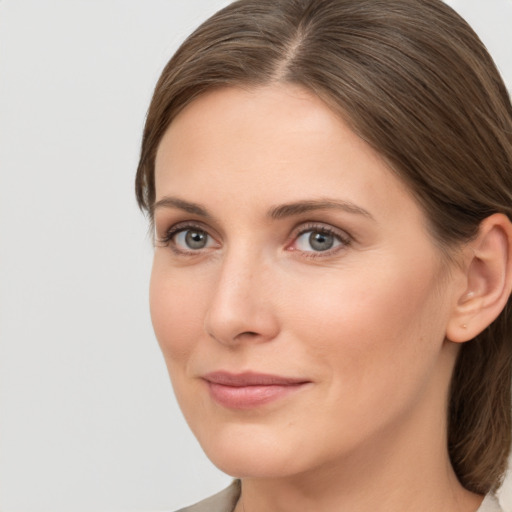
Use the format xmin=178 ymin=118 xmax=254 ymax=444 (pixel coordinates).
xmin=0 ymin=1 xmax=511 ymax=511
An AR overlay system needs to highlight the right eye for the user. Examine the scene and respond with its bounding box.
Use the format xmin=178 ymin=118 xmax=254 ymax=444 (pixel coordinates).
xmin=173 ymin=228 xmax=214 ymax=250
xmin=157 ymin=223 xmax=219 ymax=255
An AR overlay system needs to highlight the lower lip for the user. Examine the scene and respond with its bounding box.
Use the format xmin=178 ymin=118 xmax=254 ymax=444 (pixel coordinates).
xmin=206 ymin=382 xmax=308 ymax=409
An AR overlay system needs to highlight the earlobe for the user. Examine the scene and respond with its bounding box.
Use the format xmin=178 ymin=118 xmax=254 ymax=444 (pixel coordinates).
xmin=446 ymin=213 xmax=512 ymax=343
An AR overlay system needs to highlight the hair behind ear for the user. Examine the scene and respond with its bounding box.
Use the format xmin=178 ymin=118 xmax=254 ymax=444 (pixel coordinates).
xmin=449 ymin=304 xmax=512 ymax=493
xmin=447 ymin=215 xmax=512 ymax=493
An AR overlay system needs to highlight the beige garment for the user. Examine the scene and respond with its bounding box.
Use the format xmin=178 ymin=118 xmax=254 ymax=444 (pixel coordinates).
xmin=175 ymin=480 xmax=503 ymax=512
xmin=176 ymin=481 xmax=240 ymax=512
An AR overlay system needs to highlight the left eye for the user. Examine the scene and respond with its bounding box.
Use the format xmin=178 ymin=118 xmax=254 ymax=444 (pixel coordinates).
xmin=294 ymin=229 xmax=343 ymax=252
xmin=174 ymin=229 xmax=215 ymax=250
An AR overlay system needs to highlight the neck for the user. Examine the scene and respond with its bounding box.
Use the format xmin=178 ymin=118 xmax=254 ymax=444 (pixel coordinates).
xmin=236 ymin=430 xmax=482 ymax=512
xmin=237 ymin=445 xmax=481 ymax=512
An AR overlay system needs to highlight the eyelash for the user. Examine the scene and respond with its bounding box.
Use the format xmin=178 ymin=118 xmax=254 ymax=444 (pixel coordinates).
xmin=156 ymin=221 xmax=352 ymax=258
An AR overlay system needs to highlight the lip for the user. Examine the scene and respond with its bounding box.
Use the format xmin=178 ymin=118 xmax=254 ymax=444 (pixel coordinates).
xmin=202 ymin=371 xmax=311 ymax=409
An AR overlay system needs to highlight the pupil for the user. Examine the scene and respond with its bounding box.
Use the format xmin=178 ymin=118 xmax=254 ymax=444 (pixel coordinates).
xmin=309 ymin=231 xmax=334 ymax=251
xmin=185 ymin=230 xmax=207 ymax=249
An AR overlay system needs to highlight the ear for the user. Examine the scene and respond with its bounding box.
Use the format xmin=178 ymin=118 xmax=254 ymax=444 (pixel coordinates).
xmin=446 ymin=213 xmax=512 ymax=343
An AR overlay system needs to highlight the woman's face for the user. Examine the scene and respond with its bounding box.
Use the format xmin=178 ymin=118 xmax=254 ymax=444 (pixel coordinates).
xmin=151 ymin=85 xmax=464 ymax=478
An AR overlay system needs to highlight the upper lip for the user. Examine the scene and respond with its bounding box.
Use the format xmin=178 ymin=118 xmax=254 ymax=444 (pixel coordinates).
xmin=202 ymin=371 xmax=310 ymax=387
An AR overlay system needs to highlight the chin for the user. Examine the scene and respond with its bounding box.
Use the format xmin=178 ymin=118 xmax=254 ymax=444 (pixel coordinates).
xmin=194 ymin=422 xmax=308 ymax=479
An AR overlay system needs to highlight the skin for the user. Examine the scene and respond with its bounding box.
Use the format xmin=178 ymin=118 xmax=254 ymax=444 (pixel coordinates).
xmin=150 ymin=84 xmax=483 ymax=511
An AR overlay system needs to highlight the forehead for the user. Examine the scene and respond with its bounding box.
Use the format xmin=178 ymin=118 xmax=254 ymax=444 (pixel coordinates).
xmin=153 ymin=84 xmax=425 ymax=229
xmin=155 ymin=84 xmax=348 ymax=168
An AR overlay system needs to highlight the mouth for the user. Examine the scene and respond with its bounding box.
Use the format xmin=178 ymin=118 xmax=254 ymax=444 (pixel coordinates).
xmin=202 ymin=371 xmax=311 ymax=409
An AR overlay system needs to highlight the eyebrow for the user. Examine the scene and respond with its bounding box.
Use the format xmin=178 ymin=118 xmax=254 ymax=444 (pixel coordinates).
xmin=152 ymin=197 xmax=212 ymax=218
xmin=268 ymin=199 xmax=374 ymax=220
xmin=152 ymin=196 xmax=374 ymax=221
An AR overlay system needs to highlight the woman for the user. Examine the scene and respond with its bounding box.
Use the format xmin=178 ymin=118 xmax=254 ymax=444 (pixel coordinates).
xmin=136 ymin=0 xmax=512 ymax=510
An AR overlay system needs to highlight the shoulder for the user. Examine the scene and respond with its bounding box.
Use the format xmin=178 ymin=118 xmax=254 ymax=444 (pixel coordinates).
xmin=173 ymin=483 xmax=501 ymax=512
xmin=175 ymin=481 xmax=241 ymax=512
xmin=477 ymin=494 xmax=504 ymax=512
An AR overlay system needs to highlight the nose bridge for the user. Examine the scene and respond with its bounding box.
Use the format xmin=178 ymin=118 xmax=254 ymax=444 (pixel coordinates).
xmin=204 ymin=243 xmax=278 ymax=345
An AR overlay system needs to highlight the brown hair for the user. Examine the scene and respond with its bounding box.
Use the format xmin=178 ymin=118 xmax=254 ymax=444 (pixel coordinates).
xmin=136 ymin=0 xmax=512 ymax=494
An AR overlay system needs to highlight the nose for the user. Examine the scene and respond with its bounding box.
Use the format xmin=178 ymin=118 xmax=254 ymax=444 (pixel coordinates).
xmin=204 ymin=251 xmax=280 ymax=346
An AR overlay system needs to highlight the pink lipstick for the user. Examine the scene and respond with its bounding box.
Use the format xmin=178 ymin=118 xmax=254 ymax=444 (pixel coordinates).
xmin=202 ymin=371 xmax=310 ymax=409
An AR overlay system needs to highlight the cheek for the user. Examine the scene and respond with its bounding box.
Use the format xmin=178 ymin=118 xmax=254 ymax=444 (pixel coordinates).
xmin=149 ymin=258 xmax=210 ymax=362
xmin=283 ymin=258 xmax=449 ymax=390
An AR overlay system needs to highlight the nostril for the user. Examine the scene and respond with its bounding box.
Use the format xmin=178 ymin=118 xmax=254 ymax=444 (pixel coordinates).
xmin=231 ymin=331 xmax=263 ymax=343
xmin=235 ymin=331 xmax=260 ymax=340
